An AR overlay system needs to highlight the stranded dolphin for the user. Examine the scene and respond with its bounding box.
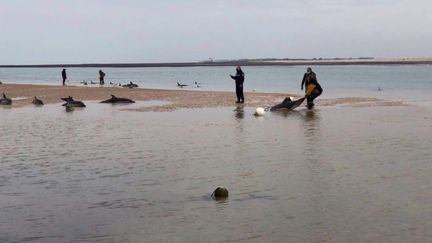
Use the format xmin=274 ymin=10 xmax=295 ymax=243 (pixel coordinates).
xmin=270 ymin=97 xmax=305 ymax=111
xmin=122 ymin=82 xmax=138 ymax=88
xmin=177 ymin=82 xmax=188 ymax=88
xmin=32 ymin=96 xmax=44 ymax=106
xmin=61 ymin=96 xmax=86 ymax=107
xmin=100 ymin=94 xmax=135 ymax=104
xmin=0 ymin=93 xmax=12 ymax=105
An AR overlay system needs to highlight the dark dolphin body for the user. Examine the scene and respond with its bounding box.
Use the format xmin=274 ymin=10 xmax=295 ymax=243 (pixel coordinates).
xmin=61 ymin=96 xmax=86 ymax=107
xmin=32 ymin=96 xmax=44 ymax=106
xmin=100 ymin=95 xmax=135 ymax=104
xmin=0 ymin=93 xmax=12 ymax=105
xmin=122 ymin=82 xmax=138 ymax=88
xmin=270 ymin=97 xmax=305 ymax=111
xmin=177 ymin=82 xmax=188 ymax=88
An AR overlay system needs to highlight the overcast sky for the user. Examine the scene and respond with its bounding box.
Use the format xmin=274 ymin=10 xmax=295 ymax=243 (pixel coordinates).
xmin=0 ymin=0 xmax=431 ymax=64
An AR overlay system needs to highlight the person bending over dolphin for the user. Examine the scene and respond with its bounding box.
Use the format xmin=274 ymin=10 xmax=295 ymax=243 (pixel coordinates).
xmin=301 ymin=67 xmax=323 ymax=109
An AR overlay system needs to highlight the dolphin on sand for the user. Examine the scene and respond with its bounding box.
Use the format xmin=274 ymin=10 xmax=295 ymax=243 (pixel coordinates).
xmin=270 ymin=97 xmax=305 ymax=111
xmin=122 ymin=82 xmax=138 ymax=88
xmin=100 ymin=95 xmax=135 ymax=104
xmin=177 ymin=82 xmax=188 ymax=88
xmin=0 ymin=93 xmax=12 ymax=105
xmin=32 ymin=96 xmax=44 ymax=106
xmin=61 ymin=96 xmax=86 ymax=107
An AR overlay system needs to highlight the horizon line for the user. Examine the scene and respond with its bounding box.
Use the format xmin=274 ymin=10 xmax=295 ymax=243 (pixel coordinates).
xmin=1 ymin=57 xmax=432 ymax=68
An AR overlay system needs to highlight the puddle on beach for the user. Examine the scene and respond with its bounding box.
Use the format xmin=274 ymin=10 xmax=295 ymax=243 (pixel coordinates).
xmin=1 ymin=104 xmax=432 ymax=242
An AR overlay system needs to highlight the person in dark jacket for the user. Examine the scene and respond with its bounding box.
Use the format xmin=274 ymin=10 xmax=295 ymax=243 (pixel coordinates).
xmin=230 ymin=66 xmax=245 ymax=103
xmin=61 ymin=69 xmax=67 ymax=86
xmin=301 ymin=67 xmax=323 ymax=109
xmin=99 ymin=70 xmax=106 ymax=85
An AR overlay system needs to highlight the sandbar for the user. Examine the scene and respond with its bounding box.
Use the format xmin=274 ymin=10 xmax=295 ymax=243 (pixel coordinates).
xmin=0 ymin=83 xmax=403 ymax=111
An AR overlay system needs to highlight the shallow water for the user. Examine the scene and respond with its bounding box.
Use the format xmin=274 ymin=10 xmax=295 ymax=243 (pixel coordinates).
xmin=1 ymin=65 xmax=432 ymax=101
xmin=1 ymin=104 xmax=432 ymax=242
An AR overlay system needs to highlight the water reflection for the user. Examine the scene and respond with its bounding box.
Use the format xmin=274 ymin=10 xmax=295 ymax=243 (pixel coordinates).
xmin=2 ymin=105 xmax=431 ymax=242
xmin=300 ymin=109 xmax=337 ymax=236
xmin=301 ymin=109 xmax=322 ymax=164
xmin=302 ymin=109 xmax=321 ymax=144
xmin=233 ymin=104 xmax=245 ymax=120
xmin=270 ymin=109 xmax=302 ymax=118
xmin=233 ymin=104 xmax=246 ymax=149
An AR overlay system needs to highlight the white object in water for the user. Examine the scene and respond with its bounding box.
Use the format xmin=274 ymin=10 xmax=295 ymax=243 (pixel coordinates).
xmin=255 ymin=107 xmax=266 ymax=116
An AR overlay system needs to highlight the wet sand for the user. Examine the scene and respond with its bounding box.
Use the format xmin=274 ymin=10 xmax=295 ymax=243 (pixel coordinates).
xmin=0 ymin=83 xmax=403 ymax=111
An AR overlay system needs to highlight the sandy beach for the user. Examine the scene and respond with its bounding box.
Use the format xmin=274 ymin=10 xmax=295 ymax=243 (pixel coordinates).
xmin=0 ymin=83 xmax=403 ymax=111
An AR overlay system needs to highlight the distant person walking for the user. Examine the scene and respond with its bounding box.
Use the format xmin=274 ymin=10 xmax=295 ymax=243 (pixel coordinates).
xmin=99 ymin=70 xmax=105 ymax=85
xmin=301 ymin=67 xmax=323 ymax=109
xmin=230 ymin=66 xmax=245 ymax=103
xmin=61 ymin=69 xmax=67 ymax=85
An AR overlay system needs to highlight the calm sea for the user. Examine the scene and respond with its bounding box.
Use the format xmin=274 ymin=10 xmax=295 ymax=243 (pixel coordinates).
xmin=1 ymin=65 xmax=432 ymax=242
xmin=1 ymin=103 xmax=431 ymax=242
xmin=1 ymin=65 xmax=431 ymax=101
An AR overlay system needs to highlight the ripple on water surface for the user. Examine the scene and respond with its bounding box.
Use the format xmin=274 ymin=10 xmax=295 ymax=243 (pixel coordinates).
xmin=0 ymin=104 xmax=432 ymax=242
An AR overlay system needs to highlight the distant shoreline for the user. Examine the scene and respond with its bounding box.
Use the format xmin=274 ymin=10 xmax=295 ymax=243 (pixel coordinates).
xmin=1 ymin=58 xmax=432 ymax=68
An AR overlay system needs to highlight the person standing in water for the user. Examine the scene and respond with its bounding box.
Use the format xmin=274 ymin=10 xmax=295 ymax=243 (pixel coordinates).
xmin=99 ymin=70 xmax=106 ymax=85
xmin=230 ymin=66 xmax=245 ymax=103
xmin=301 ymin=67 xmax=323 ymax=109
xmin=61 ymin=68 xmax=67 ymax=86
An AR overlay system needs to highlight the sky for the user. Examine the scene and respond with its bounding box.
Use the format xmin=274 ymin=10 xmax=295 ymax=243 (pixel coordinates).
xmin=0 ymin=0 xmax=431 ymax=64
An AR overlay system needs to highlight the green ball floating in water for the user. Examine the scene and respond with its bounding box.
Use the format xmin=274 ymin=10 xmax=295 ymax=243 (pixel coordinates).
xmin=212 ymin=187 xmax=229 ymax=200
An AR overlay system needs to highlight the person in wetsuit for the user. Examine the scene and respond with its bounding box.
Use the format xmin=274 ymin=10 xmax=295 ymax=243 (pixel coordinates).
xmin=230 ymin=66 xmax=245 ymax=103
xmin=99 ymin=70 xmax=106 ymax=85
xmin=301 ymin=67 xmax=323 ymax=109
xmin=61 ymin=69 xmax=67 ymax=85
